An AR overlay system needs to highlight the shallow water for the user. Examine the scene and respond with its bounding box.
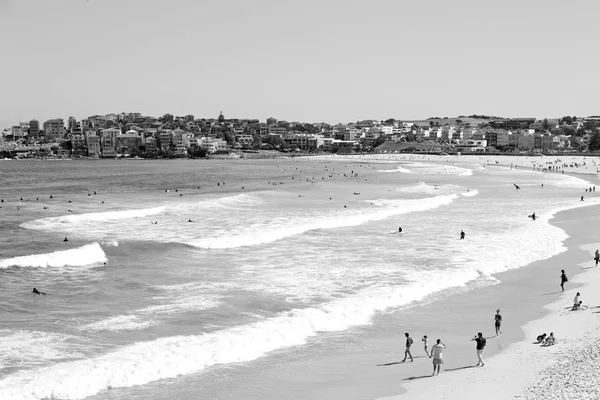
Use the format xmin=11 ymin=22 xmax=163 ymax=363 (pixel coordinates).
xmin=0 ymin=157 xmax=595 ymax=400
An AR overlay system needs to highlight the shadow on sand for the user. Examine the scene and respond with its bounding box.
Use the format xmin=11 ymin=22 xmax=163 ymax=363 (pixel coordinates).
xmin=377 ymin=356 xmax=426 ymax=367
xmin=403 ymin=365 xmax=478 ymax=380
xmin=445 ymin=365 xmax=478 ymax=372
xmin=541 ymin=291 xmax=563 ymax=296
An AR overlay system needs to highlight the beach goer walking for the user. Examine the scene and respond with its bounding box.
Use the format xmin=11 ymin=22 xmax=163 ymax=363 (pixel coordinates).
xmin=460 ymin=230 xmax=465 ymax=240
xmin=494 ymin=309 xmax=503 ymax=335
xmin=594 ymin=250 xmax=599 ymax=267
xmin=402 ymin=333 xmax=414 ymax=362
xmin=422 ymin=335 xmax=429 ymax=356
xmin=472 ymin=332 xmax=486 ymax=367
xmin=429 ymin=339 xmax=446 ymax=376
xmin=581 ymin=196 xmax=584 ymax=201
xmin=560 ymin=269 xmax=568 ymax=292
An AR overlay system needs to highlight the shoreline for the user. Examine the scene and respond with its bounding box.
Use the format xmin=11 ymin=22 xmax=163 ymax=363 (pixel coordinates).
xmin=375 ymin=202 xmax=600 ymax=399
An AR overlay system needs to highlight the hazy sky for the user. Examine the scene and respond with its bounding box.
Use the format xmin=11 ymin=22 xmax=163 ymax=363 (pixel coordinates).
xmin=1 ymin=0 xmax=599 ymax=127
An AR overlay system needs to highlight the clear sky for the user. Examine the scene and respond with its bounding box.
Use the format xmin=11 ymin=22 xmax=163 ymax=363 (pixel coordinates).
xmin=1 ymin=0 xmax=599 ymax=127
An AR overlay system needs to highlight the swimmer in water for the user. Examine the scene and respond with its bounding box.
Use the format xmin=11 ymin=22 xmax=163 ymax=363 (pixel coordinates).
xmin=32 ymin=288 xmax=46 ymax=295
xmin=460 ymin=230 xmax=465 ymax=240
xmin=63 ymin=237 xmax=69 ymax=242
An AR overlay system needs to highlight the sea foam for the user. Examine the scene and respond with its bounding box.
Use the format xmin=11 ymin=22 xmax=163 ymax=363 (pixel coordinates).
xmin=0 ymin=243 xmax=107 ymax=269
xmin=0 ymin=330 xmax=86 ymax=372
xmin=20 ymin=206 xmax=166 ymax=230
xmin=0 ymin=268 xmax=484 ymax=400
xmin=187 ymin=194 xmax=458 ymax=249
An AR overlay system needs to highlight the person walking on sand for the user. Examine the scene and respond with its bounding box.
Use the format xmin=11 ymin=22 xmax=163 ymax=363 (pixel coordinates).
xmin=429 ymin=339 xmax=446 ymax=376
xmin=460 ymin=230 xmax=465 ymax=240
xmin=422 ymin=335 xmax=429 ymax=356
xmin=402 ymin=332 xmax=414 ymax=362
xmin=560 ymin=269 xmax=568 ymax=292
xmin=594 ymin=250 xmax=599 ymax=267
xmin=472 ymin=332 xmax=486 ymax=367
xmin=494 ymin=309 xmax=503 ymax=336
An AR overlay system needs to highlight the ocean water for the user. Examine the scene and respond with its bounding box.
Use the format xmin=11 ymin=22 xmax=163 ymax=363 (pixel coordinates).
xmin=0 ymin=157 xmax=596 ymax=400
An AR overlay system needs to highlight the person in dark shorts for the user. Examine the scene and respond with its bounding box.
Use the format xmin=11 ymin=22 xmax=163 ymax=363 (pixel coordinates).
xmin=402 ymin=332 xmax=414 ymax=362
xmin=472 ymin=332 xmax=486 ymax=367
xmin=460 ymin=230 xmax=465 ymax=240
xmin=560 ymin=269 xmax=568 ymax=292
xmin=494 ymin=309 xmax=502 ymax=336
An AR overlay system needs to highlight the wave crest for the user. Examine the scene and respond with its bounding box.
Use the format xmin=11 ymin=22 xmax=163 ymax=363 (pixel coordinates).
xmin=0 ymin=243 xmax=107 ymax=269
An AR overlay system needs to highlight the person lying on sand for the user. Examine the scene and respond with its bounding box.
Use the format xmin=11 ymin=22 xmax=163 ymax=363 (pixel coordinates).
xmin=571 ymin=301 xmax=587 ymax=311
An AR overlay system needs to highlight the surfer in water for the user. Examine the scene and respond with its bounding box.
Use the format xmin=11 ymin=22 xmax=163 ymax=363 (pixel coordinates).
xmin=398 ymin=227 xmax=403 ymax=233
xmin=529 ymin=212 xmax=536 ymax=221
xmin=63 ymin=237 xmax=69 ymax=242
xmin=513 ymin=183 xmax=520 ymax=190
xmin=32 ymin=288 xmax=46 ymax=295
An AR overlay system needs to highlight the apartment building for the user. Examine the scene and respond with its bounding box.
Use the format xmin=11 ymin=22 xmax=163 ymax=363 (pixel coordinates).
xmin=43 ymin=119 xmax=65 ymax=141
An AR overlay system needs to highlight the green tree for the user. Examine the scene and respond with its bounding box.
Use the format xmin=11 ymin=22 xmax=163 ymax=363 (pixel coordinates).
xmin=560 ymin=126 xmax=576 ymax=136
xmin=189 ymin=147 xmax=207 ymax=158
xmin=252 ymin=133 xmax=262 ymax=150
xmin=223 ymin=132 xmax=235 ymax=145
xmin=372 ymin=135 xmax=386 ymax=148
xmin=542 ymin=118 xmax=550 ymax=130
xmin=589 ymin=132 xmax=600 ymax=151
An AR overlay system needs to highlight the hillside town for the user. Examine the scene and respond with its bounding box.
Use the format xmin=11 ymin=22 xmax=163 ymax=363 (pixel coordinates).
xmin=1 ymin=112 xmax=600 ymax=159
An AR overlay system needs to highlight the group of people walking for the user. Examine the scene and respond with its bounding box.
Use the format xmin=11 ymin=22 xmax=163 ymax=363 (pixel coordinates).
xmin=402 ymin=311 xmax=502 ymax=376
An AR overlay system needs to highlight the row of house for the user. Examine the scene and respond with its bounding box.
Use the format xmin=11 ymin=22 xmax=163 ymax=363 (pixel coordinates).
xmin=3 ymin=114 xmax=600 ymax=156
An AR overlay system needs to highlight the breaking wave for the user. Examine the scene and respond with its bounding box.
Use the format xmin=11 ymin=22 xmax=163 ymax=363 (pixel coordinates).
xmin=0 ymin=243 xmax=107 ymax=269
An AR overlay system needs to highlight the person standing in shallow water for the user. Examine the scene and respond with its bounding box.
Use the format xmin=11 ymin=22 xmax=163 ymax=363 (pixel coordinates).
xmin=560 ymin=269 xmax=568 ymax=292
xmin=460 ymin=230 xmax=465 ymax=240
xmin=494 ymin=309 xmax=502 ymax=335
